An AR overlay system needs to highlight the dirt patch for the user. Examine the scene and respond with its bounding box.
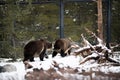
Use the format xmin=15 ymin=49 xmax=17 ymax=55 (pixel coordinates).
xmin=25 ymin=66 xmax=120 ymax=80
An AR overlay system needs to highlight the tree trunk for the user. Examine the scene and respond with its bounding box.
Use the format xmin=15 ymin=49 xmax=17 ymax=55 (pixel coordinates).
xmin=97 ymin=0 xmax=103 ymax=40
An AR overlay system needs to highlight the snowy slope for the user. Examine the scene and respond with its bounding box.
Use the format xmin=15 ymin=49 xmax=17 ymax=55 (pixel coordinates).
xmin=0 ymin=54 xmax=120 ymax=80
xmin=0 ymin=62 xmax=25 ymax=80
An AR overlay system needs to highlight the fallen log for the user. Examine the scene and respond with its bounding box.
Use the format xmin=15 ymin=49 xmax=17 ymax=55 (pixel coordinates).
xmin=79 ymin=51 xmax=119 ymax=65
xmin=74 ymin=33 xmax=119 ymax=65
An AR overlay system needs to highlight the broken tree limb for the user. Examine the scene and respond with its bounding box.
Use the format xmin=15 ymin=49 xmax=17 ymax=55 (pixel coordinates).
xmin=64 ymin=44 xmax=79 ymax=55
xmin=74 ymin=34 xmax=95 ymax=57
xmin=92 ymin=32 xmax=103 ymax=45
xmin=80 ymin=52 xmax=119 ymax=65
xmin=74 ymin=46 xmax=92 ymax=57
xmin=75 ymin=33 xmax=119 ymax=65
xmin=81 ymin=34 xmax=93 ymax=48
xmin=80 ymin=52 xmax=99 ymax=64
xmin=64 ymin=37 xmax=80 ymax=55
xmin=79 ymin=46 xmax=119 ymax=65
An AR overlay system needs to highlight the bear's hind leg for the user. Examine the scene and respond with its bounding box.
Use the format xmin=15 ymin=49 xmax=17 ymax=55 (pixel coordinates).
xmin=23 ymin=58 xmax=28 ymax=62
xmin=23 ymin=54 xmax=31 ymax=62
xmin=39 ymin=53 xmax=44 ymax=61
xmin=68 ymin=49 xmax=71 ymax=55
xmin=30 ymin=57 xmax=34 ymax=62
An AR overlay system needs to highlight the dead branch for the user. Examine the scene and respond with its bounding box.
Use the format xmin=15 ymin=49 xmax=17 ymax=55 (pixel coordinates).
xmin=74 ymin=46 xmax=92 ymax=57
xmin=80 ymin=51 xmax=119 ymax=65
xmin=75 ymin=33 xmax=119 ymax=65
xmin=74 ymin=34 xmax=95 ymax=57
xmin=80 ymin=55 xmax=99 ymax=65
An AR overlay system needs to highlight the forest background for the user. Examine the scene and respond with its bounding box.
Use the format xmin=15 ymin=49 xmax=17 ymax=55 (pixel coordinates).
xmin=0 ymin=0 xmax=120 ymax=60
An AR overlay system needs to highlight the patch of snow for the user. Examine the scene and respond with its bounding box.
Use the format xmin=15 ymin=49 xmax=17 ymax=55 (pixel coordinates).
xmin=0 ymin=62 xmax=25 ymax=80
xmin=0 ymin=54 xmax=120 ymax=80
xmin=0 ymin=72 xmax=19 ymax=80
xmin=108 ymin=66 xmax=120 ymax=73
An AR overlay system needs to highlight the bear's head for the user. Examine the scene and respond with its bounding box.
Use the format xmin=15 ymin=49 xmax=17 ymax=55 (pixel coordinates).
xmin=46 ymin=41 xmax=52 ymax=49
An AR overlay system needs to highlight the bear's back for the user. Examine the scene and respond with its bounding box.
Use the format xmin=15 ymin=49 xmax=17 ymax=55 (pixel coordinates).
xmin=54 ymin=38 xmax=71 ymax=50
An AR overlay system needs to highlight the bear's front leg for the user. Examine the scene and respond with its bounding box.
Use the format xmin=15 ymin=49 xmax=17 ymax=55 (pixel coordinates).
xmin=39 ymin=49 xmax=46 ymax=61
xmin=52 ymin=51 xmax=58 ymax=57
xmin=44 ymin=52 xmax=48 ymax=58
xmin=60 ymin=50 xmax=67 ymax=57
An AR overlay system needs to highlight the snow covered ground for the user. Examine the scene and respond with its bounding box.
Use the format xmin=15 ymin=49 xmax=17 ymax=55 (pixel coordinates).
xmin=0 ymin=53 xmax=120 ymax=80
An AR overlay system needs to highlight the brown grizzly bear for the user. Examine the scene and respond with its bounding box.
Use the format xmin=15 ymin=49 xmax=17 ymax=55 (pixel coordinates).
xmin=23 ymin=39 xmax=52 ymax=62
xmin=52 ymin=38 xmax=72 ymax=57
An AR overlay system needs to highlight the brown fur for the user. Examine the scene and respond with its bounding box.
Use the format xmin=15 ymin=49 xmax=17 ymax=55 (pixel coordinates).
xmin=52 ymin=38 xmax=71 ymax=57
xmin=23 ymin=39 xmax=52 ymax=62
